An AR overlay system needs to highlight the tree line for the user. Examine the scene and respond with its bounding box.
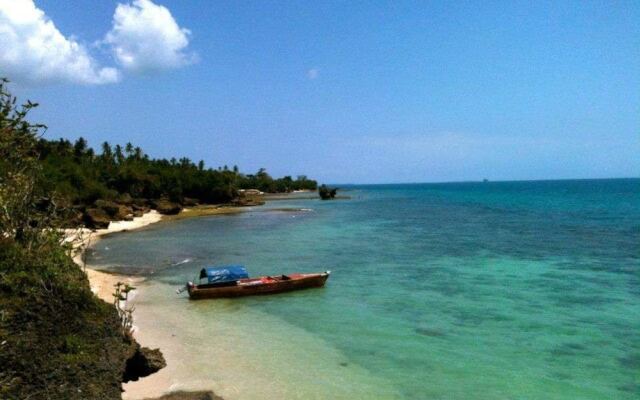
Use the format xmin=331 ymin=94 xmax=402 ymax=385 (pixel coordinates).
xmin=37 ymin=137 xmax=317 ymax=207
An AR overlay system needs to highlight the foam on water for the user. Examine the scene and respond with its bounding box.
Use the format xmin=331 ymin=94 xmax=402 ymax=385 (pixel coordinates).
xmin=171 ymin=258 xmax=193 ymax=266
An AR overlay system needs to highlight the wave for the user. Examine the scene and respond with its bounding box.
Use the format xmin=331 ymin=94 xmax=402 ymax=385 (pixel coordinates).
xmin=171 ymin=258 xmax=193 ymax=266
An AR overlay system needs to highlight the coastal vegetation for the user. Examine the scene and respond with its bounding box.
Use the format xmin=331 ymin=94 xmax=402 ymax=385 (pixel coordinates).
xmin=37 ymin=135 xmax=317 ymax=227
xmin=38 ymin=138 xmax=316 ymax=207
xmin=0 ymin=79 xmax=144 ymax=399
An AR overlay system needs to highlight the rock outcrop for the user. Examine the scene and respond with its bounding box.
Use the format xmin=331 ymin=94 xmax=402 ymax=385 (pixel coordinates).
xmin=123 ymin=346 xmax=167 ymax=382
xmin=93 ymin=199 xmax=121 ymax=216
xmin=83 ymin=207 xmax=111 ymax=229
xmin=153 ymin=199 xmax=182 ymax=215
xmin=93 ymin=199 xmax=133 ymax=221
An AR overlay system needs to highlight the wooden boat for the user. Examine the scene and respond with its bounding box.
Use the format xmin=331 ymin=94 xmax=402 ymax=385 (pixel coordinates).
xmin=184 ymin=266 xmax=330 ymax=300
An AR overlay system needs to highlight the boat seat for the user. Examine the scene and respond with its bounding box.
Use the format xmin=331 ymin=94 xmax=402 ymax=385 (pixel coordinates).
xmin=281 ymin=274 xmax=291 ymax=280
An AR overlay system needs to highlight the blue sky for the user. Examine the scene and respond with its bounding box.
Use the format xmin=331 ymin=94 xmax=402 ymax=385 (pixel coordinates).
xmin=2 ymin=0 xmax=639 ymax=183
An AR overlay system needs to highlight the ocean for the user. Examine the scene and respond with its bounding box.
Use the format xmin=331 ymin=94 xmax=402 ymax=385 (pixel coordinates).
xmin=87 ymin=178 xmax=640 ymax=399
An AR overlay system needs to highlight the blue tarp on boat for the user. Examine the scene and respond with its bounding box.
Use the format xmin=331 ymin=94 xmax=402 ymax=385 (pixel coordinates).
xmin=200 ymin=266 xmax=249 ymax=283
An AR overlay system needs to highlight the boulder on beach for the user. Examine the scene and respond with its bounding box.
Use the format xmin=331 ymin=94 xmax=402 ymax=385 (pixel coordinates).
xmin=123 ymin=347 xmax=166 ymax=382
xmin=115 ymin=204 xmax=134 ymax=220
xmin=94 ymin=199 xmax=120 ymax=217
xmin=154 ymin=199 xmax=182 ymax=215
xmin=84 ymin=208 xmax=111 ymax=229
xmin=94 ymin=199 xmax=133 ymax=221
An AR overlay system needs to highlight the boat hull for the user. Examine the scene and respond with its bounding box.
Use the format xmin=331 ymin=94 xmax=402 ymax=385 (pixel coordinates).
xmin=187 ymin=272 xmax=330 ymax=300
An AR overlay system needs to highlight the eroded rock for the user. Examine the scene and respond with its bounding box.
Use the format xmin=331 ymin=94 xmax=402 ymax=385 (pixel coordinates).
xmin=83 ymin=208 xmax=111 ymax=229
xmin=94 ymin=199 xmax=120 ymax=217
xmin=154 ymin=199 xmax=182 ymax=215
xmin=122 ymin=346 xmax=166 ymax=382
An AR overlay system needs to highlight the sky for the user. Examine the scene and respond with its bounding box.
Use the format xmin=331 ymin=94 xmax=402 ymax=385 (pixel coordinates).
xmin=1 ymin=0 xmax=638 ymax=184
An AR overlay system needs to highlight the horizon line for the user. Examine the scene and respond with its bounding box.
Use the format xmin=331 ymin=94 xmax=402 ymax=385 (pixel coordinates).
xmin=328 ymin=176 xmax=640 ymax=186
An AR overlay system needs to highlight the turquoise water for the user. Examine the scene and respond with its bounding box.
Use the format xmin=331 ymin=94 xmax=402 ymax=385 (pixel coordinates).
xmin=89 ymin=179 xmax=640 ymax=399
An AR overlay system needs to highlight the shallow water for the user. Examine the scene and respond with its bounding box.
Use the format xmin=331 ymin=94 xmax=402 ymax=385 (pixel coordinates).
xmin=88 ymin=179 xmax=640 ymax=399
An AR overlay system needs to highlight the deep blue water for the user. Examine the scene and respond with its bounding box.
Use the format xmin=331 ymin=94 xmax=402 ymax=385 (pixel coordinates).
xmin=90 ymin=179 xmax=640 ymax=399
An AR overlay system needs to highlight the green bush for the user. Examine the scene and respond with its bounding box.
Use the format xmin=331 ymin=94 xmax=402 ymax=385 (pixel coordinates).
xmin=0 ymin=238 xmax=134 ymax=400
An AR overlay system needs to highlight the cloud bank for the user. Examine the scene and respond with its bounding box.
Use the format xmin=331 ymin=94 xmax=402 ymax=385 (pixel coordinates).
xmin=0 ymin=0 xmax=194 ymax=86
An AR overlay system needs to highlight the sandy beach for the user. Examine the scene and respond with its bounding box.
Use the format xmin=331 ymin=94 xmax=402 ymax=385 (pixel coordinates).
xmin=67 ymin=210 xmax=196 ymax=399
xmin=66 ymin=211 xmax=164 ymax=302
xmin=66 ymin=205 xmax=255 ymax=399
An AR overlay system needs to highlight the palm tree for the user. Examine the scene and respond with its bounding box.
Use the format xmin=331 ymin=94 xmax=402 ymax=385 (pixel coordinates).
xmin=115 ymin=144 xmax=124 ymax=164
xmin=101 ymin=142 xmax=113 ymax=162
xmin=125 ymin=142 xmax=134 ymax=159
xmin=73 ymin=137 xmax=87 ymax=158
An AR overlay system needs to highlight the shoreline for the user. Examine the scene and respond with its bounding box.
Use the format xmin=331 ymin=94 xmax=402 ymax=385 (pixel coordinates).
xmin=66 ymin=196 xmax=308 ymax=310
xmin=69 ymin=197 xmax=314 ymax=399
xmin=68 ymin=205 xmax=253 ymax=399
xmin=66 ymin=210 xmax=164 ymax=302
xmin=68 ymin=205 xmax=251 ymax=302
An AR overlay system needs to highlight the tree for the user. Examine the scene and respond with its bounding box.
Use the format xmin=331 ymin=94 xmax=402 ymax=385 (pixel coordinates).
xmin=115 ymin=144 xmax=124 ymax=164
xmin=125 ymin=142 xmax=134 ymax=158
xmin=73 ymin=137 xmax=87 ymax=158
xmin=0 ymin=78 xmax=50 ymax=243
xmin=101 ymin=142 xmax=114 ymax=167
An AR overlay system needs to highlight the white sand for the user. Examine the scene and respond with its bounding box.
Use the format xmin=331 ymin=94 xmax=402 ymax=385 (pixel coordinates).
xmin=64 ymin=210 xmax=163 ymax=246
xmin=65 ymin=211 xmax=163 ymax=302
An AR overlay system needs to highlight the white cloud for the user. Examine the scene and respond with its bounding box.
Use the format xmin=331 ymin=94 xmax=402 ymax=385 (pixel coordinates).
xmin=0 ymin=0 xmax=119 ymax=85
xmin=0 ymin=0 xmax=194 ymax=86
xmin=104 ymin=0 xmax=195 ymax=73
xmin=307 ymin=68 xmax=319 ymax=80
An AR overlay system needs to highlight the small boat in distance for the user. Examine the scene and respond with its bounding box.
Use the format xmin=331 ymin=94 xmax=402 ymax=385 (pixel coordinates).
xmin=181 ymin=265 xmax=331 ymax=300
